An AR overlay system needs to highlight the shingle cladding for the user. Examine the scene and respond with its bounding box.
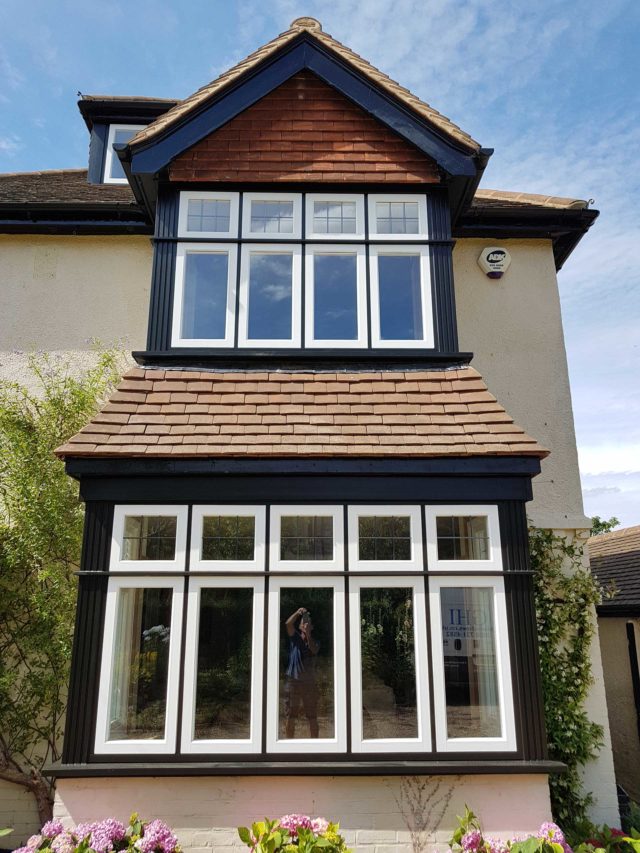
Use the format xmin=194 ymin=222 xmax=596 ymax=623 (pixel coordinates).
xmin=589 ymin=526 xmax=640 ymax=613
xmin=55 ymin=366 xmax=548 ymax=459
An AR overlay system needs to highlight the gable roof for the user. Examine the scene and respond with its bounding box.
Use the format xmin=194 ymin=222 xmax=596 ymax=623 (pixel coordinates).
xmin=55 ymin=365 xmax=547 ymax=460
xmin=129 ymin=18 xmax=480 ymax=156
xmin=589 ymin=525 xmax=640 ymax=614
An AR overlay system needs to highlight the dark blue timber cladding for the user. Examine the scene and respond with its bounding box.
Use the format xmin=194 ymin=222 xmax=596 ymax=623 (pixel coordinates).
xmin=87 ymin=124 xmax=109 ymax=184
xmin=427 ymin=193 xmax=458 ymax=352
xmin=147 ymin=188 xmax=179 ymax=351
xmin=501 ymin=501 xmax=548 ymax=760
xmin=130 ymin=38 xmax=477 ymax=178
xmin=81 ymin=501 xmax=114 ymax=571
xmin=62 ymin=573 xmax=108 ymax=763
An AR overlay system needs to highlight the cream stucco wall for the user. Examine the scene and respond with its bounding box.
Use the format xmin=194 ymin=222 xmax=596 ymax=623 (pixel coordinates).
xmin=598 ymin=617 xmax=640 ymax=802
xmin=453 ymin=238 xmax=588 ymax=530
xmin=54 ymin=775 xmax=552 ymax=853
xmin=0 ymin=234 xmax=151 ymax=387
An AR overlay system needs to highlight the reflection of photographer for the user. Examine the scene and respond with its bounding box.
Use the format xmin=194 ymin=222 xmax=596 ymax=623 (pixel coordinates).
xmin=284 ymin=607 xmax=319 ymax=738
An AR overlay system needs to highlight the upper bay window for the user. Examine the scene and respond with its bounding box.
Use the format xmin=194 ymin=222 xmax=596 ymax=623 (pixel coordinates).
xmin=171 ymin=191 xmax=434 ymax=350
xmin=94 ymin=503 xmax=517 ymax=758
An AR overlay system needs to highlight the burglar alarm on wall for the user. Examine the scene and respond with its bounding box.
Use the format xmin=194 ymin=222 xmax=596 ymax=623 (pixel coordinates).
xmin=478 ymin=247 xmax=511 ymax=279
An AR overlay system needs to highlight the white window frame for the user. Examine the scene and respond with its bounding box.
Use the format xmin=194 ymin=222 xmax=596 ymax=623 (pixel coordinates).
xmin=238 ymin=243 xmax=302 ymax=348
xmin=266 ymin=575 xmax=347 ymax=753
xmin=177 ymin=190 xmax=239 ymax=239
xmin=171 ymin=243 xmax=238 ymax=348
xmin=269 ymin=505 xmax=344 ymax=572
xmin=180 ymin=577 xmax=265 ymax=754
xmin=94 ymin=576 xmax=183 ymax=755
xmin=110 ymin=504 xmax=188 ymax=572
xmin=190 ymin=505 xmax=266 ymax=572
xmin=242 ymin=192 xmax=302 ymax=240
xmin=369 ymin=245 xmax=434 ymax=349
xmin=367 ymin=193 xmax=429 ymax=240
xmin=304 ymin=244 xmax=367 ymax=348
xmin=429 ymin=575 xmax=516 ymax=752
xmin=349 ymin=576 xmax=431 ymax=753
xmin=424 ymin=504 xmax=502 ymax=572
xmin=103 ymin=124 xmax=145 ymax=184
xmin=347 ymin=505 xmax=424 ymax=571
xmin=305 ymin=193 xmax=365 ymax=240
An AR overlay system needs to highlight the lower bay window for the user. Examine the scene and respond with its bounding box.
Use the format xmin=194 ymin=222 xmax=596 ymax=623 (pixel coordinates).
xmin=93 ymin=503 xmax=518 ymax=759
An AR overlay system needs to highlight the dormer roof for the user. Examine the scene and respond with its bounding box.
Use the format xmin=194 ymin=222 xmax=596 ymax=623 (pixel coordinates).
xmin=128 ymin=17 xmax=480 ymax=155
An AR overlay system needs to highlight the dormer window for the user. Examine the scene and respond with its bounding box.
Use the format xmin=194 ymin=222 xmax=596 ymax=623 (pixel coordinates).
xmin=103 ymin=124 xmax=145 ymax=184
xmin=171 ymin=190 xmax=434 ymax=350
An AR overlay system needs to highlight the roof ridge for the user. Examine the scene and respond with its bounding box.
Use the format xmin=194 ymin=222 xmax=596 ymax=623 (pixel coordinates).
xmin=475 ymin=188 xmax=589 ymax=210
xmin=128 ymin=20 xmax=480 ymax=153
xmin=0 ymin=168 xmax=88 ymax=178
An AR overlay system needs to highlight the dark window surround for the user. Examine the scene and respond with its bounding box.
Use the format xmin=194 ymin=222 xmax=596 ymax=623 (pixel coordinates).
xmin=144 ymin=186 xmax=459 ymax=359
xmin=61 ymin=492 xmax=547 ymax=770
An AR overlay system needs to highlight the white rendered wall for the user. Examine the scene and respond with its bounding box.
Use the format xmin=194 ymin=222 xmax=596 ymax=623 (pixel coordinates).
xmin=54 ymin=775 xmax=552 ymax=853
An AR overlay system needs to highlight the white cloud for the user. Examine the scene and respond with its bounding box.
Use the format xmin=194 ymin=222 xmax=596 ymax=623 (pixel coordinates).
xmin=0 ymin=134 xmax=22 ymax=155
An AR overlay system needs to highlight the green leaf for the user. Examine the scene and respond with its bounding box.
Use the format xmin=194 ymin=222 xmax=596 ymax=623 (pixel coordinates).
xmin=0 ymin=829 xmax=13 ymax=837
xmin=238 ymin=827 xmax=252 ymax=845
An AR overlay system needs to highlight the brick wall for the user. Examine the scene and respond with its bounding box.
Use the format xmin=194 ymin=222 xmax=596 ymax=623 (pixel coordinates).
xmin=169 ymin=71 xmax=440 ymax=183
xmin=0 ymin=779 xmax=40 ymax=846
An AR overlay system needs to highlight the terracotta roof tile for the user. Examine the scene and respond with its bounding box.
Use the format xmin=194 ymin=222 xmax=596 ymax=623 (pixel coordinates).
xmin=129 ymin=19 xmax=479 ymax=154
xmin=56 ymin=366 xmax=547 ymax=460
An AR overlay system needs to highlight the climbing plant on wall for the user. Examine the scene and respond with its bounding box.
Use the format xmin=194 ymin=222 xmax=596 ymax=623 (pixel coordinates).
xmin=529 ymin=526 xmax=605 ymax=831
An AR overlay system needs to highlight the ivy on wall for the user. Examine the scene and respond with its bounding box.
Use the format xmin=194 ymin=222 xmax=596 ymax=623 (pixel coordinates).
xmin=529 ymin=527 xmax=605 ymax=831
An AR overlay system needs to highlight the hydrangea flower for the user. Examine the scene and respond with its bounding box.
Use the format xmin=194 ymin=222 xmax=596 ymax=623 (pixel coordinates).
xmin=461 ymin=831 xmax=482 ymax=852
xmin=41 ymin=822 xmax=64 ymax=840
xmin=26 ymin=836 xmax=43 ymax=849
xmin=75 ymin=823 xmax=99 ymax=841
xmin=89 ymin=819 xmax=127 ymax=853
xmin=311 ymin=818 xmax=329 ymax=835
xmin=51 ymin=832 xmax=76 ymax=853
xmin=539 ymin=824 xmax=565 ymax=844
xmin=278 ymin=815 xmax=313 ymax=835
xmin=12 ymin=846 xmax=31 ymax=853
xmin=136 ymin=819 xmax=179 ymax=853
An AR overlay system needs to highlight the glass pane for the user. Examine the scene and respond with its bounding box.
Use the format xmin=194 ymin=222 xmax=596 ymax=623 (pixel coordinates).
xmin=194 ymin=588 xmax=253 ymax=740
xmin=247 ymin=252 xmax=293 ymax=340
xmin=440 ymin=587 xmax=501 ymax=738
xmin=377 ymin=255 xmax=423 ymax=340
xmin=358 ymin=516 xmax=412 ymax=561
xmin=122 ymin=516 xmax=177 ymax=561
xmin=187 ymin=198 xmax=231 ymax=233
xmin=202 ymin=515 xmax=256 ymax=561
xmin=280 ymin=516 xmax=333 ymax=561
xmin=360 ymin=587 xmax=418 ymax=739
xmin=313 ymin=254 xmax=358 ymax=341
xmin=181 ymin=252 xmax=229 ymax=340
xmin=250 ymin=200 xmax=294 ymax=233
xmin=376 ymin=201 xmax=419 ymax=234
xmin=313 ymin=201 xmax=357 ymax=234
xmin=109 ymin=128 xmax=137 ymax=180
xmin=108 ymin=587 xmax=172 ymax=740
xmin=436 ymin=516 xmax=490 ymax=560
xmin=278 ymin=588 xmax=334 ymax=739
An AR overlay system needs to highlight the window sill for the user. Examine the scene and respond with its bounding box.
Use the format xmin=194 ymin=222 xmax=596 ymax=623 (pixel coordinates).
xmin=48 ymin=759 xmax=564 ymax=778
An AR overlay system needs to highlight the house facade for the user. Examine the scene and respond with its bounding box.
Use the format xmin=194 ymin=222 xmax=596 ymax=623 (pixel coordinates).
xmin=0 ymin=17 xmax=620 ymax=848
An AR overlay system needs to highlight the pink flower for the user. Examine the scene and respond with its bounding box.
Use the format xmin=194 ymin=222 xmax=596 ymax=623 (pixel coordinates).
xmin=88 ymin=820 xmax=127 ymax=853
xmin=51 ymin=833 xmax=75 ymax=853
xmin=539 ymin=824 xmax=565 ymax=845
xmin=311 ymin=818 xmax=329 ymax=835
xmin=487 ymin=839 xmax=508 ymax=853
xmin=26 ymin=836 xmax=43 ymax=849
xmin=75 ymin=823 xmax=99 ymax=842
xmin=462 ymin=831 xmax=482 ymax=852
xmin=278 ymin=815 xmax=313 ymax=835
xmin=41 ymin=822 xmax=64 ymax=840
xmin=136 ymin=819 xmax=178 ymax=853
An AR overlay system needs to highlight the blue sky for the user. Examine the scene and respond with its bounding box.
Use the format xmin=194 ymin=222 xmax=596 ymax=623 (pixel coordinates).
xmin=1 ymin=0 xmax=639 ymax=527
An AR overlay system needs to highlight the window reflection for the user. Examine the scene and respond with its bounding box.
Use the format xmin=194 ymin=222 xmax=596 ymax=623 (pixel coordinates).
xmin=358 ymin=516 xmax=411 ymax=560
xmin=202 ymin=516 xmax=255 ymax=561
xmin=278 ymin=588 xmax=335 ymax=740
xmin=181 ymin=252 xmax=229 ymax=340
xmin=280 ymin=516 xmax=333 ymax=561
xmin=108 ymin=587 xmax=172 ymax=740
xmin=313 ymin=201 xmax=357 ymax=234
xmin=247 ymin=252 xmax=293 ymax=340
xmin=187 ymin=199 xmax=231 ymax=233
xmin=250 ymin=200 xmax=294 ymax=234
xmin=440 ymin=587 xmax=501 ymax=738
xmin=377 ymin=254 xmax=423 ymax=340
xmin=360 ymin=587 xmax=418 ymax=739
xmin=194 ymin=588 xmax=253 ymax=740
xmin=436 ymin=516 xmax=489 ymax=560
xmin=313 ymin=253 xmax=358 ymax=341
xmin=122 ymin=516 xmax=177 ymax=561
